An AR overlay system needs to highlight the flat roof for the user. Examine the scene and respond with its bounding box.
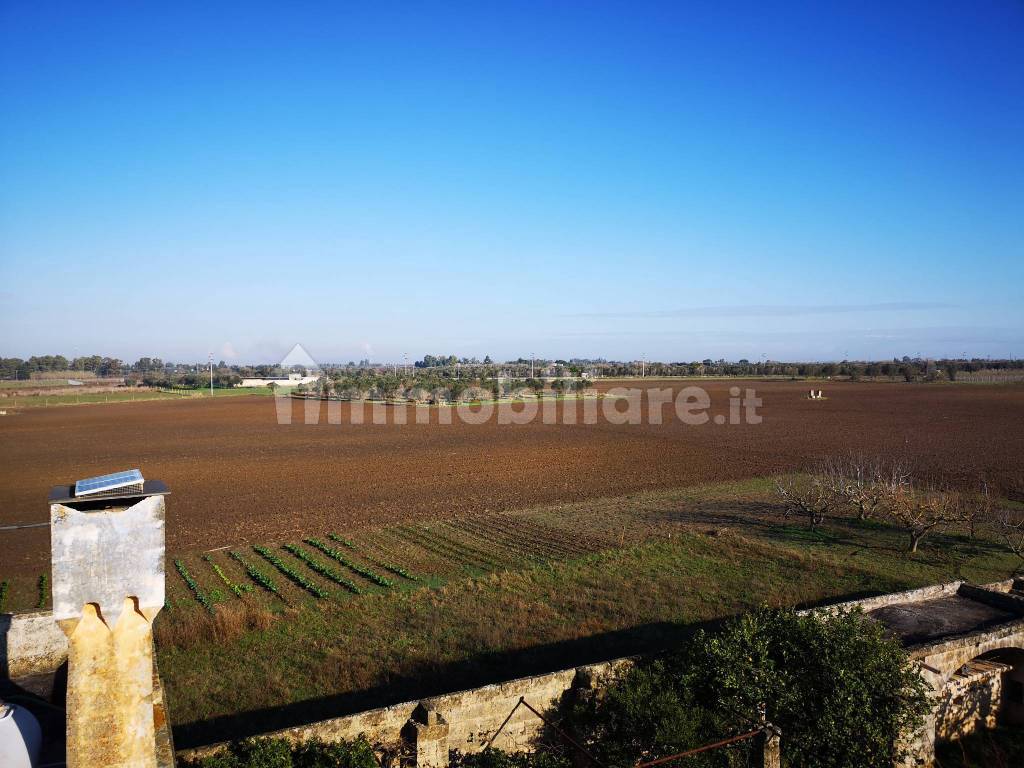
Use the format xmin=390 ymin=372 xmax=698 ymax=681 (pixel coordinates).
xmin=868 ymin=594 xmax=1017 ymax=646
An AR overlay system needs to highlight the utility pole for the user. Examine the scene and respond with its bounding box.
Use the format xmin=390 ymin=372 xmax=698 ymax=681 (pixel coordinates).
xmin=208 ymin=353 xmax=213 ymax=397
xmin=531 ymin=353 xmax=535 ymax=378
xmin=641 ymin=354 xmax=645 ymax=378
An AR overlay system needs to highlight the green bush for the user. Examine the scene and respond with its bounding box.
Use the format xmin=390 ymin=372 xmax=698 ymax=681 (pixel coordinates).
xmin=569 ymin=607 xmax=929 ymax=768
xmin=451 ymin=749 xmax=572 ymax=768
xmin=182 ymin=736 xmax=379 ymax=768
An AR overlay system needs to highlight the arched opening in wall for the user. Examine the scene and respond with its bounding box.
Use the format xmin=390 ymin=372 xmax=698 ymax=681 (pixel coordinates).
xmin=935 ymin=647 xmax=1024 ymax=746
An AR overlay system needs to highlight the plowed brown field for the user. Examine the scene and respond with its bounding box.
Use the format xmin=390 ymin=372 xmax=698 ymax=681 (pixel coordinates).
xmin=2 ymin=380 xmax=1022 ymax=575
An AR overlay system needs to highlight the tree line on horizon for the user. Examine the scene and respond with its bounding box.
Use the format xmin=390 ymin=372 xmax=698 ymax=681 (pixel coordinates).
xmin=1 ymin=353 xmax=1022 ymax=385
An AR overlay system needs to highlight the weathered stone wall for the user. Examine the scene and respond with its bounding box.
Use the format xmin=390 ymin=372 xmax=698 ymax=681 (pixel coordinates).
xmin=0 ymin=609 xmax=69 ymax=677
xmin=935 ymin=660 xmax=1007 ymax=741
xmin=179 ymin=657 xmax=634 ymax=762
xmin=806 ymin=580 xmax=963 ymax=617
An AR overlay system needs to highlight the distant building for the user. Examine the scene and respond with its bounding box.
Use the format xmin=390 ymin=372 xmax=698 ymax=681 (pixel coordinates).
xmin=237 ymin=372 xmax=319 ymax=388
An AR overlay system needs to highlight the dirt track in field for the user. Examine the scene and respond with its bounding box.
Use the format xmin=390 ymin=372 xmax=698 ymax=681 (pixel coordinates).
xmin=1 ymin=380 xmax=1022 ymax=574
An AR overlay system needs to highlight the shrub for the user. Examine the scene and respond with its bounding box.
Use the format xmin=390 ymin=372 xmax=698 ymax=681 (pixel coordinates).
xmin=180 ymin=735 xmax=379 ymax=768
xmin=451 ymin=750 xmax=572 ymax=768
xmin=569 ymin=607 xmax=929 ymax=768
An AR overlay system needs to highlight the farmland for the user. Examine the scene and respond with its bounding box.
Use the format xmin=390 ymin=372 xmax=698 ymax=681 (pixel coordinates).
xmin=1 ymin=379 xmax=1023 ymax=578
xmin=153 ymin=478 xmax=1021 ymax=748
xmin=0 ymin=379 xmax=1023 ymax=748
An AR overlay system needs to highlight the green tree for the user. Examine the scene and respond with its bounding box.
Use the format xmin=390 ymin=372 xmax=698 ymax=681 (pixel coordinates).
xmin=569 ymin=607 xmax=928 ymax=768
xmin=448 ymin=380 xmax=468 ymax=402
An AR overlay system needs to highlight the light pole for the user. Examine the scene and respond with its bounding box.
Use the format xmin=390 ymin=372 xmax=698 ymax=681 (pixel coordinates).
xmin=208 ymin=353 xmax=213 ymax=397
xmin=531 ymin=353 xmax=534 ymax=378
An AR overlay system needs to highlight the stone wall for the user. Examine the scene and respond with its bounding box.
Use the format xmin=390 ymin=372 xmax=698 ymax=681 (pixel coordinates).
xmin=0 ymin=609 xmax=69 ymax=677
xmin=806 ymin=580 xmax=963 ymax=617
xmin=935 ymin=659 xmax=1007 ymax=741
xmin=179 ymin=657 xmax=634 ymax=762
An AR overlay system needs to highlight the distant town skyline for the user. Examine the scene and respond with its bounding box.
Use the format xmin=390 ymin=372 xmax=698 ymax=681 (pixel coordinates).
xmin=2 ymin=2 xmax=1022 ymax=361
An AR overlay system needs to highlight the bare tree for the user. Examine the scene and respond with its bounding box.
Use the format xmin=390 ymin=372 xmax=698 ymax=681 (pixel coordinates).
xmin=887 ymin=485 xmax=965 ymax=553
xmin=823 ymin=454 xmax=910 ymax=521
xmin=775 ymin=475 xmax=834 ymax=530
xmin=995 ymin=507 xmax=1024 ymax=564
xmin=960 ymin=481 xmax=996 ymax=541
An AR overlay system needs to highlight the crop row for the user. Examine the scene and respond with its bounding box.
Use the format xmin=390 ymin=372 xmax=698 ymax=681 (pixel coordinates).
xmin=283 ymin=544 xmax=362 ymax=594
xmin=230 ymin=551 xmax=282 ymax=599
xmin=452 ymin=519 xmax=554 ymax=563
xmin=457 ymin=516 xmax=586 ymax=561
xmin=396 ymin=524 xmax=511 ymax=571
xmin=326 ymin=534 xmax=419 ymax=582
xmin=36 ymin=573 xmax=48 ymax=609
xmin=174 ymin=559 xmax=213 ymax=613
xmin=429 ymin=525 xmax=516 ymax=567
xmin=389 ymin=526 xmax=492 ymax=571
xmin=253 ymin=545 xmax=327 ymax=598
xmin=204 ymin=554 xmax=249 ymax=598
xmin=306 ymin=538 xmax=394 ymax=588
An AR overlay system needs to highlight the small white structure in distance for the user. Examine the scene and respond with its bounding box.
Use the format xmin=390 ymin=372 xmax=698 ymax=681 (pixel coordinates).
xmin=238 ymin=372 xmax=319 ymax=388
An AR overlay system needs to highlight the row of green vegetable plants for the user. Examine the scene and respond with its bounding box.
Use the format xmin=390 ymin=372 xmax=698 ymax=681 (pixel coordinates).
xmin=203 ymin=553 xmax=250 ymax=597
xmin=229 ymin=551 xmax=282 ymax=599
xmin=327 ymin=534 xmax=419 ymax=582
xmin=306 ymin=538 xmax=394 ymax=587
xmin=253 ymin=545 xmax=327 ymax=598
xmin=174 ymin=559 xmax=213 ymax=613
xmin=169 ymin=534 xmax=434 ymax=612
xmin=282 ymin=544 xmax=363 ymax=594
xmin=37 ymin=573 xmax=48 ymax=609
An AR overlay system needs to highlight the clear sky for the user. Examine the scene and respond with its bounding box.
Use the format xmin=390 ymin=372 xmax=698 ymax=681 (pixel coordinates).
xmin=2 ymin=1 xmax=1022 ymax=364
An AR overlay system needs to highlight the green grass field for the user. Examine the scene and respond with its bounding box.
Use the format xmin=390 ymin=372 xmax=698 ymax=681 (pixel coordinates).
xmin=142 ymin=477 xmax=1023 ymax=749
xmin=1 ymin=386 xmax=275 ymax=408
xmin=0 ymin=378 xmax=84 ymax=389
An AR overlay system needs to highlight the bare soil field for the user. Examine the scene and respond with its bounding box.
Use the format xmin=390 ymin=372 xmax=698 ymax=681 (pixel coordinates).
xmin=1 ymin=380 xmax=1022 ymax=575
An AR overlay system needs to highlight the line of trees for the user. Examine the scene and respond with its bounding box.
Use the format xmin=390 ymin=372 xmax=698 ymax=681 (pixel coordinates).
xmin=776 ymin=455 xmax=1022 ymax=555
xmin=295 ymin=371 xmax=594 ymax=403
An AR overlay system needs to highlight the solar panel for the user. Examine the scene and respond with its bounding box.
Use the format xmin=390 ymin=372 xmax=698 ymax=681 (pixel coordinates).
xmin=74 ymin=469 xmax=145 ymax=498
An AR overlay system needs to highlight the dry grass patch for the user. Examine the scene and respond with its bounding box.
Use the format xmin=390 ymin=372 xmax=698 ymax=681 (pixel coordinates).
xmin=155 ymin=600 xmax=276 ymax=650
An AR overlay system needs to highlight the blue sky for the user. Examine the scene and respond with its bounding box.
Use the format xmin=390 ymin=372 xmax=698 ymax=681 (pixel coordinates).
xmin=1 ymin=1 xmax=1022 ymax=364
